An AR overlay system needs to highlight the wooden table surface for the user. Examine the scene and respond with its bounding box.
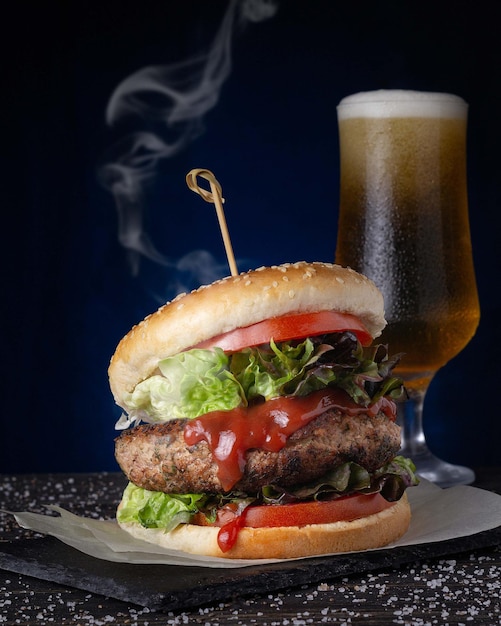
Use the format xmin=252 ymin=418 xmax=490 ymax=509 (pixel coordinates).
xmin=1 ymin=469 xmax=500 ymax=625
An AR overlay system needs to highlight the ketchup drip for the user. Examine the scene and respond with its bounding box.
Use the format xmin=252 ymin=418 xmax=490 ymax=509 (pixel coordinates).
xmin=184 ymin=389 xmax=396 ymax=492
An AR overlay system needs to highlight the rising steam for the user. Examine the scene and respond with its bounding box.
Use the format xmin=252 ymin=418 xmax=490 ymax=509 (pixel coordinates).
xmin=99 ymin=0 xmax=278 ymax=277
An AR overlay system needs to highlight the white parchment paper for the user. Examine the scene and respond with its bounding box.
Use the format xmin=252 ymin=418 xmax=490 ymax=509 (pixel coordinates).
xmin=8 ymin=480 xmax=501 ymax=568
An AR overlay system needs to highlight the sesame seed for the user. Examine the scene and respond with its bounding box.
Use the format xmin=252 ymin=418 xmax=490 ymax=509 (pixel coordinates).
xmin=288 ymin=289 xmax=295 ymax=298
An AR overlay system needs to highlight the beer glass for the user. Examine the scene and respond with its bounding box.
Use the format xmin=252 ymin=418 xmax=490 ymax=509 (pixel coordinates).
xmin=335 ymin=90 xmax=480 ymax=487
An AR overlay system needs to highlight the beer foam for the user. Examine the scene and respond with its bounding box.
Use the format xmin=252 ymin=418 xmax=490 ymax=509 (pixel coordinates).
xmin=337 ymin=90 xmax=467 ymax=119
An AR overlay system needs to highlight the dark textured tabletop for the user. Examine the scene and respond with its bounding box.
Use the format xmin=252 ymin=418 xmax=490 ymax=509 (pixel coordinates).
xmin=1 ymin=469 xmax=500 ymax=624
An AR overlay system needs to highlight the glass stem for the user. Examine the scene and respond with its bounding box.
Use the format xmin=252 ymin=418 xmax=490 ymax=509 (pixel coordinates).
xmin=397 ymin=387 xmax=430 ymax=458
xmin=395 ymin=384 xmax=476 ymax=487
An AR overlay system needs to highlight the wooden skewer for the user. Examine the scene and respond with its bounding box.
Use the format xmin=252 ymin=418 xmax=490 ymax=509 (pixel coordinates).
xmin=186 ymin=168 xmax=238 ymax=276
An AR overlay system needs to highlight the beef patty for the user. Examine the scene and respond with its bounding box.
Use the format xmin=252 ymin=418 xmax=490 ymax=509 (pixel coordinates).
xmin=115 ymin=408 xmax=401 ymax=494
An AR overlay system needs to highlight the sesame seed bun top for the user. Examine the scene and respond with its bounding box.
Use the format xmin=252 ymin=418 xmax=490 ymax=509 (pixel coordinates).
xmin=108 ymin=262 xmax=386 ymax=407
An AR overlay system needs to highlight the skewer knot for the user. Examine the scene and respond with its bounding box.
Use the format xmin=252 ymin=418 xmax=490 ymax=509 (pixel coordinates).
xmin=186 ymin=168 xmax=225 ymax=204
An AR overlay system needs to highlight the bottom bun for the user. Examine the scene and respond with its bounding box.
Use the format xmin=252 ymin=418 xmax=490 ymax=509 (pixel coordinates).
xmin=117 ymin=493 xmax=411 ymax=560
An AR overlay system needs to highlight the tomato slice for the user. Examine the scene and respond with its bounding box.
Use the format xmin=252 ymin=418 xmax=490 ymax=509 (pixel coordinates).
xmin=243 ymin=493 xmax=394 ymax=528
xmin=192 ymin=311 xmax=373 ymax=352
xmin=193 ymin=494 xmax=394 ymax=528
xmin=193 ymin=493 xmax=396 ymax=552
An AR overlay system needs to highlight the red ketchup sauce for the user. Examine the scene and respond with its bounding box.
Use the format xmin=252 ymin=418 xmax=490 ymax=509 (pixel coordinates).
xmin=215 ymin=514 xmax=248 ymax=553
xmin=183 ymin=388 xmax=396 ymax=493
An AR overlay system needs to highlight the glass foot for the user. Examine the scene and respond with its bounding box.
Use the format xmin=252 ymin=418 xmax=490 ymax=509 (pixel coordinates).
xmin=407 ymin=450 xmax=475 ymax=488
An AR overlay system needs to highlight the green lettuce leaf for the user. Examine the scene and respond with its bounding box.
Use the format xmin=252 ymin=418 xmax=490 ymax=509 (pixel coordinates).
xmin=261 ymin=456 xmax=419 ymax=504
xmin=121 ymin=348 xmax=244 ymax=426
xmin=231 ymin=333 xmax=403 ymax=407
xmin=117 ymin=482 xmax=208 ymax=532
xmin=229 ymin=338 xmax=318 ymax=401
xmin=117 ymin=332 xmax=404 ymax=427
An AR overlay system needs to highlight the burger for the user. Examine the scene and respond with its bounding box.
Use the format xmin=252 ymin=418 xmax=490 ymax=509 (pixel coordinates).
xmin=109 ymin=261 xmax=418 ymax=559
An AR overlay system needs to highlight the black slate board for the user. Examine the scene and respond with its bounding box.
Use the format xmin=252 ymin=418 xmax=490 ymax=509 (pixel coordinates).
xmin=1 ymin=527 xmax=500 ymax=612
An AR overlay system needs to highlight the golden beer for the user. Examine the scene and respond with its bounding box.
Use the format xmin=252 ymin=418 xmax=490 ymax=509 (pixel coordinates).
xmin=335 ymin=91 xmax=480 ymax=391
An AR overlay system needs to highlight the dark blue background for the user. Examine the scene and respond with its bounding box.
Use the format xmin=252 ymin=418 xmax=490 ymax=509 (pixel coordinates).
xmin=4 ymin=0 xmax=500 ymax=473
